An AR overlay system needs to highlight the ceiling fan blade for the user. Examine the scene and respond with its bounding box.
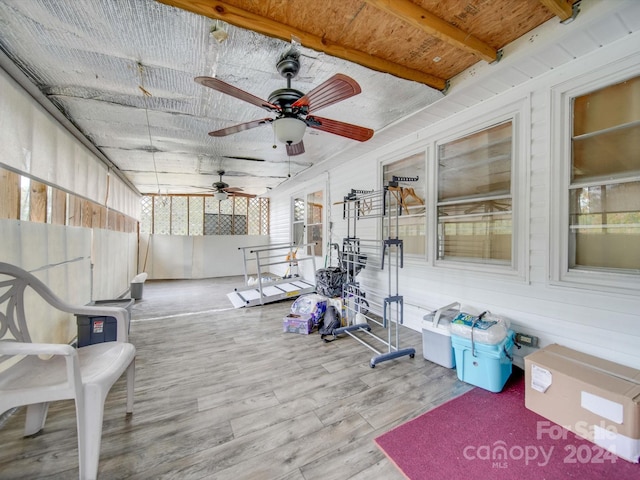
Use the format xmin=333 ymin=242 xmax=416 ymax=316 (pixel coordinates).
xmin=229 ymin=191 xmax=257 ymax=198
xmin=209 ymin=118 xmax=273 ymax=137
xmin=292 ymin=74 xmax=361 ymax=113
xmin=195 ymin=76 xmax=280 ymax=112
xmin=306 ymin=116 xmax=374 ymax=142
xmin=223 ymin=186 xmax=244 ymax=193
xmin=286 ymin=141 xmax=305 ymax=156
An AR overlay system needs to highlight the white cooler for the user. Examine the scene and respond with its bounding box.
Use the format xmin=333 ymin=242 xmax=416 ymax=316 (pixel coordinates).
xmin=422 ymin=302 xmax=460 ymax=368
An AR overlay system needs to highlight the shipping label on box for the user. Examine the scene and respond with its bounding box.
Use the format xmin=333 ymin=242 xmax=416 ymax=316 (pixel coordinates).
xmin=283 ymin=314 xmax=313 ymax=334
xmin=525 ymin=344 xmax=640 ymax=463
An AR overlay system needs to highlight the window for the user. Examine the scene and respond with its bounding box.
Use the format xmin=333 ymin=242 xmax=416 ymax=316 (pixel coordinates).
xmin=569 ymin=76 xmax=640 ymax=272
xmin=292 ymin=196 xmax=305 ymax=245
xmin=291 ymin=191 xmax=323 ymax=257
xmin=306 ymin=191 xmax=323 ymax=256
xmin=382 ymin=153 xmax=426 ymax=256
xmin=437 ymin=121 xmax=513 ymax=265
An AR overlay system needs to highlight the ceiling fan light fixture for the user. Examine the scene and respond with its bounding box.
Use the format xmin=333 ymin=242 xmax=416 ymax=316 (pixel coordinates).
xmin=213 ymin=191 xmax=228 ymax=201
xmin=273 ymin=117 xmax=306 ymax=145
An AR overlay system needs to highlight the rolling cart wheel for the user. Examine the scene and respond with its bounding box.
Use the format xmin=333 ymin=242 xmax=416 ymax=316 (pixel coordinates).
xmin=370 ymin=362 xmax=375 ymax=368
xmin=410 ymin=353 xmax=415 ymax=358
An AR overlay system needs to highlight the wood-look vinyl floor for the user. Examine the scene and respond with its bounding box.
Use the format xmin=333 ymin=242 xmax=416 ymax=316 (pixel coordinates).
xmin=0 ymin=278 xmax=472 ymax=479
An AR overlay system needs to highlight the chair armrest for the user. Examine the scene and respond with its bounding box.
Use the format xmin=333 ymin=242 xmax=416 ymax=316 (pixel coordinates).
xmin=0 ymin=341 xmax=76 ymax=357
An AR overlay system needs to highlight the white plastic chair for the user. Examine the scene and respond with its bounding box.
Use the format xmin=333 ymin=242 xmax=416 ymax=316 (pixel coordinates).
xmin=0 ymin=262 xmax=136 ymax=480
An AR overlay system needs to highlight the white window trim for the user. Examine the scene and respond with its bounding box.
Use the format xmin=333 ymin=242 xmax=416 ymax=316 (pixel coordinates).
xmin=430 ymin=97 xmax=530 ymax=282
xmin=549 ymin=60 xmax=640 ymax=295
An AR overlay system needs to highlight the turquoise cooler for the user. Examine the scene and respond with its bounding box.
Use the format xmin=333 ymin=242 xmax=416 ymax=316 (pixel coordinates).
xmin=451 ymin=330 xmax=515 ymax=393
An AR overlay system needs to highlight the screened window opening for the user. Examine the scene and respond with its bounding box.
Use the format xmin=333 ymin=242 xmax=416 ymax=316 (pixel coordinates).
xmin=437 ymin=121 xmax=513 ymax=264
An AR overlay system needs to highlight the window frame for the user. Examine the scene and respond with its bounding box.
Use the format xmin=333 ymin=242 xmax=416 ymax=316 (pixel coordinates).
xmin=431 ymin=99 xmax=529 ymax=280
xmin=380 ymin=148 xmax=428 ymax=261
xmin=550 ymin=63 xmax=640 ymax=294
xmin=290 ymin=188 xmax=325 ymax=259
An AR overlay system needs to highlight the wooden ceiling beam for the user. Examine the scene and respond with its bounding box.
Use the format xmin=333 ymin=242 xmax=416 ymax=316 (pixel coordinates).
xmin=363 ymin=0 xmax=497 ymax=63
xmin=538 ymin=0 xmax=575 ymax=21
xmin=157 ymin=0 xmax=447 ymax=90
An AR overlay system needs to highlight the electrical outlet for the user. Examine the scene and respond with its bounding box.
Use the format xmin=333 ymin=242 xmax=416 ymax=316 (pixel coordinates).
xmin=515 ymin=332 xmax=539 ymax=347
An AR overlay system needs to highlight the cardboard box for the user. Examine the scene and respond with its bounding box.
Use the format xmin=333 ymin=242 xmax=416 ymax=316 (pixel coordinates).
xmin=525 ymin=344 xmax=640 ymax=463
xmin=283 ymin=314 xmax=313 ymax=334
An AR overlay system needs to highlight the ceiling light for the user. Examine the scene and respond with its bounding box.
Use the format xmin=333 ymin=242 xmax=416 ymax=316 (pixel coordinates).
xmin=214 ymin=191 xmax=228 ymax=201
xmin=273 ymin=117 xmax=306 ymax=145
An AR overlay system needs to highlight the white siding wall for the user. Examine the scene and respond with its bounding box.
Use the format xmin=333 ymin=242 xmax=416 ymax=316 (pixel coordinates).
xmin=139 ymin=234 xmax=269 ymax=279
xmin=268 ymin=30 xmax=640 ymax=369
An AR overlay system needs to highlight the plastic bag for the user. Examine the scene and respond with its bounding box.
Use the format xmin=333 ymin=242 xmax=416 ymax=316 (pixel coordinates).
xmin=291 ymin=294 xmax=328 ymax=324
xmin=450 ymin=311 xmax=510 ymax=345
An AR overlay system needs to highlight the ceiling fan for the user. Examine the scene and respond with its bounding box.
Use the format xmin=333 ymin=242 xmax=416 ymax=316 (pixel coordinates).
xmin=209 ymin=170 xmax=255 ymax=200
xmin=195 ymin=49 xmax=374 ymax=156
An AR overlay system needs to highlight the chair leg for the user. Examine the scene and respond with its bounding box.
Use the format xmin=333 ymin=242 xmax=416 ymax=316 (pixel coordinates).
xmin=24 ymin=402 xmax=49 ymax=436
xmin=126 ymin=359 xmax=135 ymax=414
xmin=78 ymin=385 xmax=105 ymax=480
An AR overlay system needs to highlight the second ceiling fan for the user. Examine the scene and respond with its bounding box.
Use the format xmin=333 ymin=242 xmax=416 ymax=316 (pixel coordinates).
xmin=195 ymin=49 xmax=374 ymax=156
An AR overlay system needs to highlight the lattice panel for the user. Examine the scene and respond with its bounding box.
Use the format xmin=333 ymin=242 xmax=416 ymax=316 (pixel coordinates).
xmin=218 ymin=213 xmax=232 ymax=234
xmin=233 ymin=215 xmax=247 ymax=234
xmin=153 ymin=196 xmax=170 ymax=235
xmin=205 ymin=196 xmax=219 ymax=214
xmin=234 ymin=196 xmax=247 ymax=212
xmin=140 ymin=196 xmax=152 ymax=234
xmin=248 ymin=198 xmax=260 ymax=235
xmin=189 ymin=196 xmax=204 ymax=235
xmin=142 ymin=195 xmax=268 ymax=236
xmin=220 ymin=198 xmax=232 ymax=215
xmin=171 ymin=197 xmax=188 ymax=235
xmin=204 ymin=213 xmax=216 ymax=235
xmin=260 ymin=198 xmax=269 ymax=235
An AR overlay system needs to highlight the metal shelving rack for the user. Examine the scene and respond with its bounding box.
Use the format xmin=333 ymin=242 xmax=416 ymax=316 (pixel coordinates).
xmin=334 ymin=181 xmax=416 ymax=368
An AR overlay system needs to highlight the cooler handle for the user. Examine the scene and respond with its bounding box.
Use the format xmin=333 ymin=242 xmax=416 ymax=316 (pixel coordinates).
xmin=471 ymin=311 xmax=488 ymax=358
xmin=433 ymin=302 xmax=460 ymax=327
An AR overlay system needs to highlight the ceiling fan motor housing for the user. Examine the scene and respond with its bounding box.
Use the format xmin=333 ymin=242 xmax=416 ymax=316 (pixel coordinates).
xmin=268 ymin=88 xmax=305 ymax=116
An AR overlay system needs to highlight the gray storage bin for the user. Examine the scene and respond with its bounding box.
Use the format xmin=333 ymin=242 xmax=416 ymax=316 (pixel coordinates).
xmin=422 ymin=302 xmax=460 ymax=368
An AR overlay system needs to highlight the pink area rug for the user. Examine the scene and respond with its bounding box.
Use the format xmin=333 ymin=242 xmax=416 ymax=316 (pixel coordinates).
xmin=374 ymin=371 xmax=639 ymax=479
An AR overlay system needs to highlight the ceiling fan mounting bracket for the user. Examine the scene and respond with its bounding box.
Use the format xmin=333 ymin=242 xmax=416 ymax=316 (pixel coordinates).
xmin=276 ymin=52 xmax=300 ymax=80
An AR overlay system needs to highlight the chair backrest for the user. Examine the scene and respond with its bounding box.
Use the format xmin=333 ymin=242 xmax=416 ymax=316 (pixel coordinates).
xmin=0 ymin=263 xmax=79 ymax=367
